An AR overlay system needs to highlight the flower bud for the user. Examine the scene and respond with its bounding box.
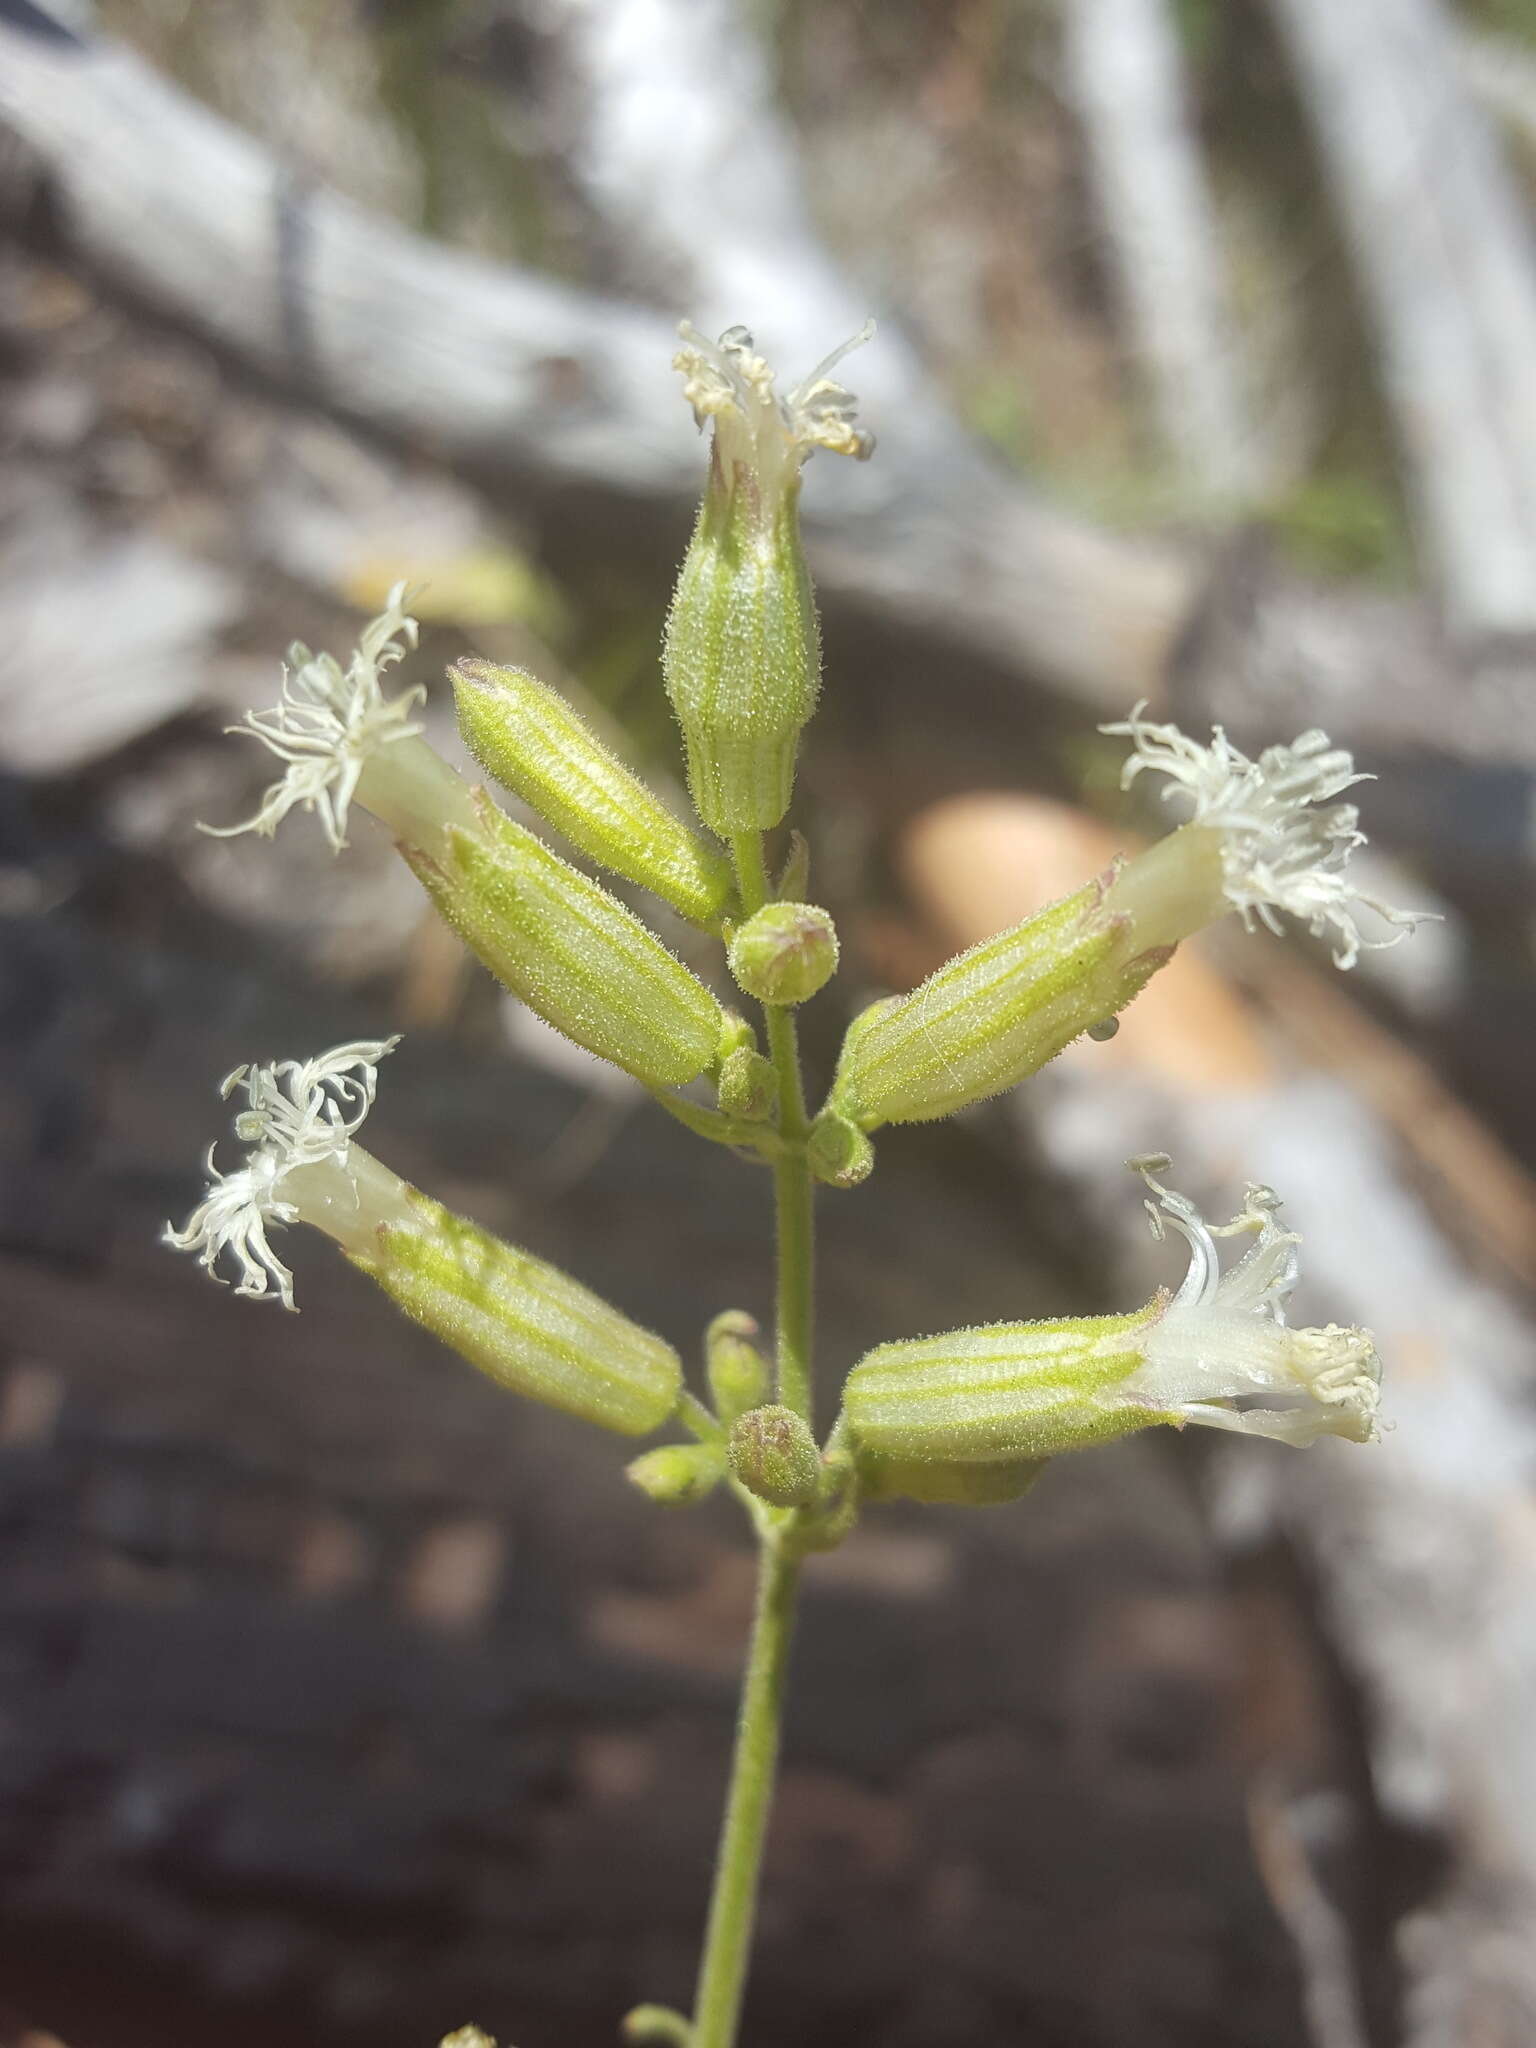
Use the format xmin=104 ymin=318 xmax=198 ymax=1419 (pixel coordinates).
xmin=857 ymin=1452 xmax=1047 ymax=1507
xmin=728 ymin=901 xmax=838 ymax=1006
xmin=403 ymin=792 xmax=725 ymax=1089
xmin=806 ymin=1108 xmax=874 ymax=1189
xmin=706 ymin=1310 xmax=770 ymax=1423
xmin=827 ymin=881 xmax=1168 ymax=1130
xmin=440 ymin=2031 xmax=497 ymax=2048
xmin=727 ymin=1403 xmax=821 ymax=1508
xmin=664 ymin=324 xmax=873 ymax=833
xmin=626 ymin=1441 xmax=726 ymax=1507
xmin=452 ymin=658 xmax=734 ymax=931
xmin=717 ymin=1046 xmax=776 ymax=1121
xmin=842 ymin=1161 xmax=1381 ymax=1465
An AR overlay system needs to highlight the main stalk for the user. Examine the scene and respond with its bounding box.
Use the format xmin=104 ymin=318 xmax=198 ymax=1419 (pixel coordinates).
xmin=689 ymin=833 xmax=817 ymax=2047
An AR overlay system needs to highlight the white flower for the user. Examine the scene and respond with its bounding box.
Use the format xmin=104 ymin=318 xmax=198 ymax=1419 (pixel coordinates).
xmin=1124 ymin=1155 xmax=1381 ymax=1447
xmin=674 ymin=322 xmax=876 ymax=497
xmin=204 ymin=587 xmax=424 ymax=852
xmin=1101 ymin=702 xmax=1426 ymax=968
xmin=163 ymin=1039 xmax=399 ymax=1310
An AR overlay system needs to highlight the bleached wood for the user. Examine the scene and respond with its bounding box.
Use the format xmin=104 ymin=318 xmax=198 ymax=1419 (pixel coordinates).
xmin=1062 ymin=0 xmax=1267 ymax=499
xmin=0 ymin=5 xmax=1187 ymax=710
xmin=6 ymin=6 xmax=1536 ymax=771
xmin=1270 ymin=0 xmax=1536 ymax=634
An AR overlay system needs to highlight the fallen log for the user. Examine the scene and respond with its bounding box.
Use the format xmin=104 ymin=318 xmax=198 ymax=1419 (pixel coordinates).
xmin=4 ymin=4 xmax=1536 ymax=776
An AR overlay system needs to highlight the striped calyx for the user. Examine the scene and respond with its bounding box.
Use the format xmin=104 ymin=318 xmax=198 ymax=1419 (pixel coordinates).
xmin=403 ymin=792 xmax=725 ymax=1090
xmin=841 ymin=1161 xmax=1382 ymax=1478
xmin=829 ymin=880 xmax=1169 ymax=1131
xmin=844 ymin=1307 xmax=1165 ymax=1468
xmin=354 ymin=1190 xmax=682 ymax=1437
xmin=663 ymin=323 xmax=874 ymax=833
xmin=453 ymin=658 xmax=733 ymax=931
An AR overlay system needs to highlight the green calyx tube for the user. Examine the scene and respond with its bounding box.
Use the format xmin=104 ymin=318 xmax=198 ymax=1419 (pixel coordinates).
xmin=828 ymin=879 xmax=1171 ymax=1131
xmin=453 ymin=658 xmax=734 ymax=931
xmin=663 ymin=323 xmax=874 ymax=834
xmin=404 ymin=792 xmax=726 ymax=1090
xmin=352 ymin=1190 xmax=683 ymax=1437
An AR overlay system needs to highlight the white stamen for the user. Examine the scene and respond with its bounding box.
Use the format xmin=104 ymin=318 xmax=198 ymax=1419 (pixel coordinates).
xmin=1101 ymin=703 xmax=1428 ymax=968
xmin=673 ymin=322 xmax=876 ymax=485
xmin=203 ymin=587 xmax=424 ymax=852
xmin=1122 ymin=1157 xmax=1381 ymax=1446
xmin=163 ymin=1039 xmax=400 ymax=1310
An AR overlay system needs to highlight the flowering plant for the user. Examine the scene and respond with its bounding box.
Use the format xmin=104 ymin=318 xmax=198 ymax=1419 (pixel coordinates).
xmin=166 ymin=325 xmax=1419 ymax=2048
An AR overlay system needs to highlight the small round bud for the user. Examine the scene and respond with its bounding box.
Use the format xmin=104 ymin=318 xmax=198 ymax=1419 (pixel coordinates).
xmin=728 ymin=1404 xmax=821 ymax=1508
xmin=807 ymin=1109 xmax=874 ymax=1189
xmin=728 ymin=902 xmax=838 ymax=1006
xmin=717 ymin=1047 xmax=776 ymax=1122
xmin=625 ymin=1443 xmax=725 ymax=1508
xmin=706 ymin=1310 xmax=770 ymax=1422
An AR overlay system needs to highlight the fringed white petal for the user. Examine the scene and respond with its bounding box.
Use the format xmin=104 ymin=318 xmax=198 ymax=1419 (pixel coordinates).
xmin=1101 ymin=703 xmax=1428 ymax=968
xmin=163 ymin=1038 xmax=399 ymax=1310
xmin=1124 ymin=1158 xmax=1381 ymax=1446
xmin=203 ymin=587 xmax=425 ymax=852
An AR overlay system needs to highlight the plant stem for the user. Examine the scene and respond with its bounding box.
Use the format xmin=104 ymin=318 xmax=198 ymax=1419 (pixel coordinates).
xmin=729 ymin=832 xmax=815 ymax=1425
xmin=686 ymin=830 xmax=820 ymax=2047
xmin=768 ymin=1079 xmax=813 ymax=1422
xmin=689 ymin=1536 xmax=802 ymax=2048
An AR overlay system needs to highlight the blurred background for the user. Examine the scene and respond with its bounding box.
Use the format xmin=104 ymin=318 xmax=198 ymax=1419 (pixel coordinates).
xmin=2 ymin=1 xmax=1536 ymax=2043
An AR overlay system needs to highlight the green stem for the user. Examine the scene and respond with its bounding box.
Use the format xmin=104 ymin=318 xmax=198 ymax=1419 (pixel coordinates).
xmin=651 ymin=1087 xmax=784 ymax=1160
xmin=768 ymin=1073 xmax=813 ymax=1421
xmin=684 ymin=829 xmax=820 ymax=2048
xmin=729 ymin=833 xmax=815 ymax=1425
xmin=690 ymin=1537 xmax=802 ymax=2048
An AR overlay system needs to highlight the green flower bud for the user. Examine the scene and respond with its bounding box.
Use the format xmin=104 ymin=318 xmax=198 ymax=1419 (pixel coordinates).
xmin=664 ymin=323 xmax=874 ymax=833
xmin=806 ymin=1108 xmax=874 ymax=1189
xmin=354 ymin=1190 xmax=683 ymax=1436
xmin=626 ymin=1442 xmax=726 ymax=1507
xmin=728 ymin=901 xmax=839 ymax=1006
xmin=718 ymin=1045 xmax=776 ymax=1121
xmin=844 ymin=1162 xmax=1383 ymax=1464
xmin=828 ymin=880 xmax=1170 ymax=1130
xmin=452 ymin=659 xmax=734 ymax=930
xmin=728 ymin=1403 xmax=821 ymax=1508
xmin=403 ymin=792 xmax=725 ymax=1089
xmin=857 ymin=1452 xmax=1047 ymax=1507
xmin=706 ymin=1310 xmax=770 ymax=1423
